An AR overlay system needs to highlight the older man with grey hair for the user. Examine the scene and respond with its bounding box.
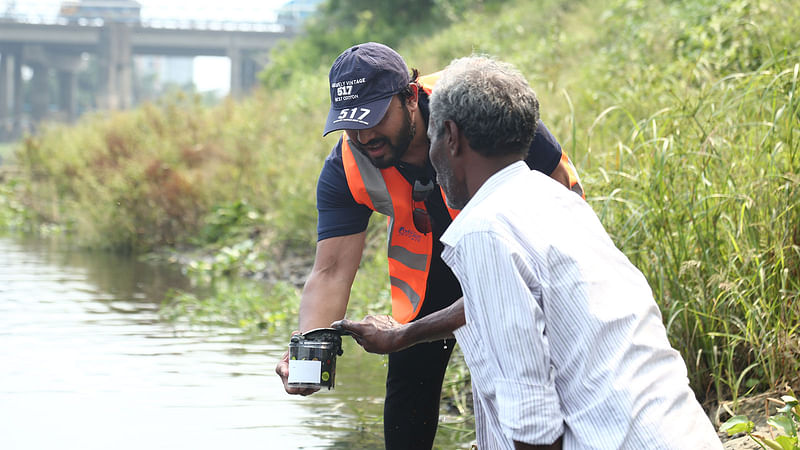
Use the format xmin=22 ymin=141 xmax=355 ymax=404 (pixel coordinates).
xmin=427 ymin=55 xmax=722 ymax=450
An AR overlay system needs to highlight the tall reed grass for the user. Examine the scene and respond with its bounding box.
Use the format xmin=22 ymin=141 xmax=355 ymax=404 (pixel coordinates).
xmin=14 ymin=82 xmax=330 ymax=253
xmin=588 ymin=57 xmax=799 ymax=404
xmin=405 ymin=0 xmax=800 ymax=406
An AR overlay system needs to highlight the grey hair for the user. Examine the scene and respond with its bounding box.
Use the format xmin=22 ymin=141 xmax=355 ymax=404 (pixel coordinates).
xmin=428 ymin=56 xmax=539 ymax=157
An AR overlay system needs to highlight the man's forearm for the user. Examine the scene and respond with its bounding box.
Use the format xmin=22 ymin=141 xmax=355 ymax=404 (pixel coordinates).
xmin=298 ymin=232 xmax=366 ymax=332
xmin=396 ymin=297 xmax=466 ymax=348
xmin=514 ymin=435 xmax=563 ymax=450
xmin=332 ymin=297 xmax=466 ymax=354
xmin=298 ymin=274 xmax=350 ymax=332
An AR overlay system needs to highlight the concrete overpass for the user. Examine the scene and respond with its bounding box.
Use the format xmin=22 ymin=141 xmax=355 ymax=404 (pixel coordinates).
xmin=0 ymin=20 xmax=296 ymax=139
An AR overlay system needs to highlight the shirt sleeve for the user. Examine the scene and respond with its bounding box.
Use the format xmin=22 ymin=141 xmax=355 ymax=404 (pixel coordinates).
xmin=525 ymin=120 xmax=562 ymax=175
xmin=451 ymin=230 xmax=564 ymax=444
xmin=316 ymin=142 xmax=373 ymax=241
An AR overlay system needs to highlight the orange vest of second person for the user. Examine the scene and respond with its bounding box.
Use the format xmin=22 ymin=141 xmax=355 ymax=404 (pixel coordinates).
xmin=341 ymin=135 xmax=457 ymax=324
xmin=340 ymin=73 xmax=458 ymax=324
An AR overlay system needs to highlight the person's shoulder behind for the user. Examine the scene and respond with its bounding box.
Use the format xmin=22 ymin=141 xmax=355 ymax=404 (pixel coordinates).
xmin=525 ymin=120 xmax=562 ymax=175
xmin=323 ymin=134 xmax=345 ymax=165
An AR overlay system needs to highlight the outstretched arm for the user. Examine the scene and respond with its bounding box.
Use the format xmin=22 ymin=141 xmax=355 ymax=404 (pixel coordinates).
xmin=297 ymin=232 xmax=366 ymax=331
xmin=515 ymin=436 xmax=563 ymax=450
xmin=332 ymin=297 xmax=465 ymax=354
xmin=276 ymin=231 xmax=366 ymax=395
xmin=334 ymin=154 xmax=584 ymax=354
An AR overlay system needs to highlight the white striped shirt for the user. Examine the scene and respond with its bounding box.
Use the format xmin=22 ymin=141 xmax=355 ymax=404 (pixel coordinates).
xmin=441 ymin=161 xmax=721 ymax=449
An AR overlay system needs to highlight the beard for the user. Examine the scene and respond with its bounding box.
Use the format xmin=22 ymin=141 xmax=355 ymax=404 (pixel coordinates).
xmin=431 ymin=150 xmax=469 ymax=210
xmin=351 ymin=102 xmax=415 ymax=169
xmin=436 ymin=164 xmax=468 ymax=210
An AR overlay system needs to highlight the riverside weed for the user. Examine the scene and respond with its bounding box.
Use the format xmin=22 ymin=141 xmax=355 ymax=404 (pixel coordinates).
xmin=721 ymin=390 xmax=799 ymax=450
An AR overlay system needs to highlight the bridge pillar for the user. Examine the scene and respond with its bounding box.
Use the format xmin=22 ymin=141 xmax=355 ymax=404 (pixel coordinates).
xmin=117 ymin=26 xmax=133 ymax=109
xmin=229 ymin=51 xmax=264 ymax=98
xmin=58 ymin=70 xmax=77 ymax=122
xmin=0 ymin=48 xmax=24 ymax=140
xmin=12 ymin=50 xmax=22 ymax=138
xmin=98 ymin=24 xmax=133 ymax=110
xmin=46 ymin=52 xmax=84 ymax=123
xmin=241 ymin=54 xmax=260 ymax=93
xmin=97 ymin=26 xmax=115 ymax=109
xmin=30 ymin=62 xmax=50 ymax=127
xmin=0 ymin=53 xmax=8 ymax=138
xmin=228 ymin=46 xmax=242 ymax=98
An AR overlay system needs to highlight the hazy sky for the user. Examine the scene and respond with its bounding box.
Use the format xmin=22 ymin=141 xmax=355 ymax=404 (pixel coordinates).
xmin=2 ymin=0 xmax=293 ymax=92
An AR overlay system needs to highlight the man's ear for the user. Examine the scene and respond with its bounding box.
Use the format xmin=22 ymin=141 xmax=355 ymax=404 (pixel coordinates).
xmin=405 ymin=83 xmax=419 ymax=111
xmin=443 ymin=120 xmax=462 ymax=157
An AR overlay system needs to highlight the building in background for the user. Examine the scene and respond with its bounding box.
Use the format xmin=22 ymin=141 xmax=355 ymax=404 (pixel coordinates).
xmin=58 ymin=0 xmax=142 ymax=25
xmin=276 ymin=0 xmax=323 ymax=29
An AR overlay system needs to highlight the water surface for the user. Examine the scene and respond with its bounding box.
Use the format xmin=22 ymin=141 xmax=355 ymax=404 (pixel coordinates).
xmin=0 ymin=236 xmax=389 ymax=449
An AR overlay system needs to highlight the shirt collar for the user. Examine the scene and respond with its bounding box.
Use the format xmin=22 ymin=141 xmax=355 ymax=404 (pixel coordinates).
xmin=441 ymin=160 xmax=528 ymax=247
xmin=465 ymin=160 xmax=529 ymax=209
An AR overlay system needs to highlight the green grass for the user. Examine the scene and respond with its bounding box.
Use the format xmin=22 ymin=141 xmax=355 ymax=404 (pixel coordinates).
xmin=10 ymin=89 xmax=329 ymax=252
xmin=588 ymin=60 xmax=800 ymax=404
xmin=2 ymin=0 xmax=798 ymax=412
xmin=403 ymin=0 xmax=800 ymax=405
xmin=0 ymin=142 xmax=16 ymax=164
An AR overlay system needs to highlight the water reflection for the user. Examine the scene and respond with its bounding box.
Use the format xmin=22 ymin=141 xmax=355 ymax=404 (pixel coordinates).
xmin=0 ymin=236 xmax=389 ymax=449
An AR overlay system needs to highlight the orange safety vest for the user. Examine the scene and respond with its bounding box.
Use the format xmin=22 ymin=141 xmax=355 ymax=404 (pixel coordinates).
xmin=341 ymin=136 xmax=458 ymax=324
xmin=341 ymin=72 xmax=583 ymax=323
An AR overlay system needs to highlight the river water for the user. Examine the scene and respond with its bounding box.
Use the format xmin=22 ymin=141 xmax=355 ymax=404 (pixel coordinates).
xmin=0 ymin=236 xmax=398 ymax=449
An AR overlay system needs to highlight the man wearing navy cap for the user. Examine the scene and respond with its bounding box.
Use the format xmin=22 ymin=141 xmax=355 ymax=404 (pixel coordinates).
xmin=276 ymin=42 xmax=584 ymax=448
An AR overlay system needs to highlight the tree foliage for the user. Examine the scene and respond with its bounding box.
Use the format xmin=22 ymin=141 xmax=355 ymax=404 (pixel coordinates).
xmin=261 ymin=0 xmax=505 ymax=88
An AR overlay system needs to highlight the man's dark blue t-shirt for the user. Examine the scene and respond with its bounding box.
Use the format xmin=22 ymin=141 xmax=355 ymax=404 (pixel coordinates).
xmin=315 ymin=90 xmax=563 ymax=316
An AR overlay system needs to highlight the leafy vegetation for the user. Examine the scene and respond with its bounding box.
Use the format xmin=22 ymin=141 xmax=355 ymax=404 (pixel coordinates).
xmin=12 ymin=89 xmax=325 ymax=252
xmin=721 ymin=390 xmax=799 ymax=449
xmin=160 ymin=278 xmax=299 ymax=333
xmin=1 ymin=0 xmax=797 ymax=428
xmin=0 ymin=178 xmax=30 ymax=230
xmin=260 ymin=0 xmax=504 ymax=88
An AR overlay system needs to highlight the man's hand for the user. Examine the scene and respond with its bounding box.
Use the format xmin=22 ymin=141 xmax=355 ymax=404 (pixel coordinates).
xmin=275 ymin=350 xmax=321 ymax=396
xmin=332 ymin=315 xmax=408 ymax=354
xmin=275 ymin=331 xmax=320 ymax=396
xmin=334 ymin=299 xmax=466 ymax=355
xmin=278 ymin=232 xmax=366 ymax=395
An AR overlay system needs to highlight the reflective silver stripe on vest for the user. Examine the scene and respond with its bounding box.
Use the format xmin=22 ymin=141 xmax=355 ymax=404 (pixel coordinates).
xmin=390 ymin=276 xmax=421 ymax=314
xmin=388 ymin=243 xmax=428 ymax=271
xmin=382 ymin=184 xmax=428 ymax=273
xmin=348 ymin=140 xmax=428 ymax=310
xmin=348 ymin=139 xmax=393 ymax=216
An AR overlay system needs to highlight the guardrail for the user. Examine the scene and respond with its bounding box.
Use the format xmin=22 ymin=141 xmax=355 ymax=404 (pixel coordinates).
xmin=0 ymin=1 xmax=289 ymax=32
xmin=0 ymin=14 xmax=288 ymax=32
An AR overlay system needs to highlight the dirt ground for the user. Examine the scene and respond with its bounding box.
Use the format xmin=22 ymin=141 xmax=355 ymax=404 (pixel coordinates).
xmin=714 ymin=391 xmax=792 ymax=450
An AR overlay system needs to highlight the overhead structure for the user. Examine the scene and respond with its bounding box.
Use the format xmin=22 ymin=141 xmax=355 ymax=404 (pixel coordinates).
xmin=0 ymin=1 xmax=301 ymax=139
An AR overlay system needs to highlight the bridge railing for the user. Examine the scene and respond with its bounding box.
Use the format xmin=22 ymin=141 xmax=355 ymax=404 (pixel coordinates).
xmin=0 ymin=2 xmax=288 ymax=32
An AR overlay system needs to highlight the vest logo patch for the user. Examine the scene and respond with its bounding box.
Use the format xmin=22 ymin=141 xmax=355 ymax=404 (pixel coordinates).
xmin=397 ymin=226 xmax=422 ymax=242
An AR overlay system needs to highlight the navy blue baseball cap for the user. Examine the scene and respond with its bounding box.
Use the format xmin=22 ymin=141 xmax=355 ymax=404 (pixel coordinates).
xmin=322 ymin=42 xmax=411 ymax=136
